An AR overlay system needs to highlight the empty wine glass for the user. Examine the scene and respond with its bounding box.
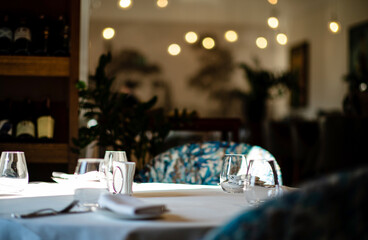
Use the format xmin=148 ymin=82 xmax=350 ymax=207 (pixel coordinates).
xmin=244 ymin=159 xmax=282 ymax=207
xmin=0 ymin=151 xmax=29 ymax=194
xmin=220 ymin=154 xmax=248 ymax=193
xmin=74 ymin=158 xmax=104 ymax=181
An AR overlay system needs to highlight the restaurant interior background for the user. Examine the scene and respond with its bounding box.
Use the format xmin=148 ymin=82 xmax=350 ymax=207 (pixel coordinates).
xmin=1 ymin=0 xmax=367 ymax=186
xmin=81 ymin=0 xmax=368 ymax=185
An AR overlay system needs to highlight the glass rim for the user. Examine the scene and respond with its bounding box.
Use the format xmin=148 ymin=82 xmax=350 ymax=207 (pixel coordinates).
xmin=1 ymin=151 xmax=25 ymax=154
xmin=77 ymin=158 xmax=104 ymax=163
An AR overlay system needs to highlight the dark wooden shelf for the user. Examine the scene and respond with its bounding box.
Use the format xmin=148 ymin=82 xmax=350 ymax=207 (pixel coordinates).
xmin=0 ymin=143 xmax=69 ymax=164
xmin=0 ymin=56 xmax=70 ymax=77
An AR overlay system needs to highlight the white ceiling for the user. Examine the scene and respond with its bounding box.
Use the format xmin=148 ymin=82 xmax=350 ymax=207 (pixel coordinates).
xmin=90 ymin=0 xmax=329 ymax=27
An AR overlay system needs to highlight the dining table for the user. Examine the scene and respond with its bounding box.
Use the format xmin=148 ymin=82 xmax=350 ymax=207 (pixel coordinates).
xmin=0 ymin=180 xmax=252 ymax=240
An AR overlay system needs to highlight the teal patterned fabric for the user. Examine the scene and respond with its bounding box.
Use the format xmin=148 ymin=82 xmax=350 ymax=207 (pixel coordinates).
xmin=204 ymin=166 xmax=368 ymax=240
xmin=136 ymin=141 xmax=282 ymax=185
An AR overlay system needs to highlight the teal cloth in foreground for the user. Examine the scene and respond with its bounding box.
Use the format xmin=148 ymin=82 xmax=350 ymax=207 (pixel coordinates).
xmin=204 ymin=166 xmax=368 ymax=240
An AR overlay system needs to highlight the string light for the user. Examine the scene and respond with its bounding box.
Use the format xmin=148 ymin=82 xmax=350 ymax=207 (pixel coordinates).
xmin=185 ymin=31 xmax=198 ymax=44
xmin=267 ymin=17 xmax=279 ymax=29
xmin=224 ymin=30 xmax=238 ymax=42
xmin=202 ymin=37 xmax=215 ymax=49
xmin=328 ymin=20 xmax=340 ymax=33
xmin=119 ymin=0 xmax=132 ymax=9
xmin=102 ymin=27 xmax=115 ymax=39
xmin=168 ymin=44 xmax=181 ymax=56
xmin=268 ymin=0 xmax=278 ymax=5
xmin=157 ymin=0 xmax=168 ymax=8
xmin=256 ymin=37 xmax=267 ymax=49
xmin=276 ymin=33 xmax=288 ymax=45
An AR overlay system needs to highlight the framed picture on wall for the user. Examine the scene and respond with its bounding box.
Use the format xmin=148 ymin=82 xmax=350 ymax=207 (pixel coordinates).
xmin=290 ymin=42 xmax=309 ymax=107
xmin=348 ymin=20 xmax=368 ymax=88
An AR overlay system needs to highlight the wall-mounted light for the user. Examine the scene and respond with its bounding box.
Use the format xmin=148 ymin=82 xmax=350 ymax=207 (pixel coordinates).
xmin=157 ymin=0 xmax=168 ymax=8
xmin=276 ymin=33 xmax=287 ymax=45
xmin=119 ymin=0 xmax=132 ymax=9
xmin=256 ymin=37 xmax=267 ymax=49
xmin=185 ymin=31 xmax=198 ymax=44
xmin=168 ymin=43 xmax=181 ymax=56
xmin=202 ymin=37 xmax=215 ymax=49
xmin=268 ymin=0 xmax=278 ymax=5
xmin=102 ymin=27 xmax=115 ymax=39
xmin=224 ymin=30 xmax=238 ymax=42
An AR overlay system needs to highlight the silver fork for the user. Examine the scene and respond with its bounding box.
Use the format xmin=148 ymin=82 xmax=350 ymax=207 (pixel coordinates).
xmin=11 ymin=200 xmax=84 ymax=219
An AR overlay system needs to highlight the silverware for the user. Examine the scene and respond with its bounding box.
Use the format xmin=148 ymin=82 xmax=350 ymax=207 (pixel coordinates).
xmin=11 ymin=200 xmax=90 ymax=219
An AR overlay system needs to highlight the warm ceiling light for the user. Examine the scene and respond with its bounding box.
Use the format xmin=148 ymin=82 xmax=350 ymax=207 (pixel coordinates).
xmin=268 ymin=17 xmax=279 ymax=29
xmin=329 ymin=21 xmax=340 ymax=33
xmin=276 ymin=33 xmax=288 ymax=45
xmin=168 ymin=43 xmax=181 ymax=56
xmin=157 ymin=0 xmax=168 ymax=8
xmin=102 ymin=27 xmax=115 ymax=39
xmin=360 ymin=83 xmax=368 ymax=92
xmin=202 ymin=37 xmax=215 ymax=49
xmin=119 ymin=0 xmax=132 ymax=9
xmin=185 ymin=31 xmax=198 ymax=44
xmin=224 ymin=30 xmax=238 ymax=42
xmin=268 ymin=0 xmax=278 ymax=5
xmin=256 ymin=37 xmax=267 ymax=49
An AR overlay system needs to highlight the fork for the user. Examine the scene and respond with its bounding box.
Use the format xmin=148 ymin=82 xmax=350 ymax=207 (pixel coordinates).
xmin=11 ymin=200 xmax=81 ymax=219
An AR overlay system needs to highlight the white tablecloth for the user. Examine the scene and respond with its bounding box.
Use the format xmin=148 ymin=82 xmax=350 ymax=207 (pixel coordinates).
xmin=0 ymin=182 xmax=250 ymax=240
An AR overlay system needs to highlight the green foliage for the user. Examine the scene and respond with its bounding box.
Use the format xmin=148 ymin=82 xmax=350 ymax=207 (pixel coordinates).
xmin=72 ymin=52 xmax=171 ymax=169
xmin=235 ymin=63 xmax=297 ymax=121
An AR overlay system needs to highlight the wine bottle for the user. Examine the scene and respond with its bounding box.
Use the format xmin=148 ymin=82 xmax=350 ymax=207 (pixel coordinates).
xmin=50 ymin=15 xmax=69 ymax=56
xmin=37 ymin=97 xmax=54 ymax=142
xmin=0 ymin=14 xmax=13 ymax=55
xmin=0 ymin=99 xmax=14 ymax=140
xmin=16 ymin=98 xmax=36 ymax=141
xmin=32 ymin=14 xmax=49 ymax=56
xmin=13 ymin=16 xmax=32 ymax=56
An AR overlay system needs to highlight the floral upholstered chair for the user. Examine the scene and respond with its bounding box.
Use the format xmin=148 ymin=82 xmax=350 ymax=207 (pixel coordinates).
xmin=135 ymin=141 xmax=282 ymax=185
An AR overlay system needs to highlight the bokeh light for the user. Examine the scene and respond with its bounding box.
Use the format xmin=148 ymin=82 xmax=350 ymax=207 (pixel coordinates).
xmin=329 ymin=21 xmax=340 ymax=33
xmin=268 ymin=0 xmax=278 ymax=5
xmin=157 ymin=0 xmax=168 ymax=8
xmin=276 ymin=33 xmax=288 ymax=45
xmin=256 ymin=37 xmax=267 ymax=49
xmin=268 ymin=17 xmax=279 ymax=29
xmin=102 ymin=27 xmax=115 ymax=39
xmin=225 ymin=30 xmax=238 ymax=42
xmin=185 ymin=31 xmax=198 ymax=44
xmin=202 ymin=37 xmax=215 ymax=49
xmin=168 ymin=43 xmax=181 ymax=55
xmin=119 ymin=0 xmax=132 ymax=9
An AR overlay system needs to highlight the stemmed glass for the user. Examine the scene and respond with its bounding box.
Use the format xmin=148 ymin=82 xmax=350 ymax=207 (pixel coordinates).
xmin=244 ymin=159 xmax=282 ymax=207
xmin=220 ymin=154 xmax=248 ymax=193
xmin=0 ymin=151 xmax=29 ymax=194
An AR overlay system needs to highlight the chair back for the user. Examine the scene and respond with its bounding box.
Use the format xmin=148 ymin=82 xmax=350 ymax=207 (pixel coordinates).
xmin=136 ymin=141 xmax=282 ymax=185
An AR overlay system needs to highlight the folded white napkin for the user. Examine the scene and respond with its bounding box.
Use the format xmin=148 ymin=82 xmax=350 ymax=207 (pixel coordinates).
xmin=98 ymin=193 xmax=167 ymax=216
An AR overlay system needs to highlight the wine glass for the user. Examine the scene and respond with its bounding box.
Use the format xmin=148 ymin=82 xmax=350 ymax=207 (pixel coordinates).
xmin=102 ymin=151 xmax=128 ymax=193
xmin=0 ymin=151 xmax=29 ymax=193
xmin=74 ymin=158 xmax=104 ymax=181
xmin=220 ymin=154 xmax=248 ymax=193
xmin=244 ymin=159 xmax=282 ymax=207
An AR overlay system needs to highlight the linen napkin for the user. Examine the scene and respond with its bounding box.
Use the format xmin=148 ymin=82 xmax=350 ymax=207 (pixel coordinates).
xmin=98 ymin=193 xmax=167 ymax=216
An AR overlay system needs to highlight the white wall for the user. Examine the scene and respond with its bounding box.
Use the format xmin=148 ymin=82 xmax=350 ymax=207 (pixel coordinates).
xmin=88 ymin=0 xmax=368 ymax=120
xmin=287 ymin=0 xmax=368 ymax=118
xmin=89 ymin=19 xmax=286 ymax=118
